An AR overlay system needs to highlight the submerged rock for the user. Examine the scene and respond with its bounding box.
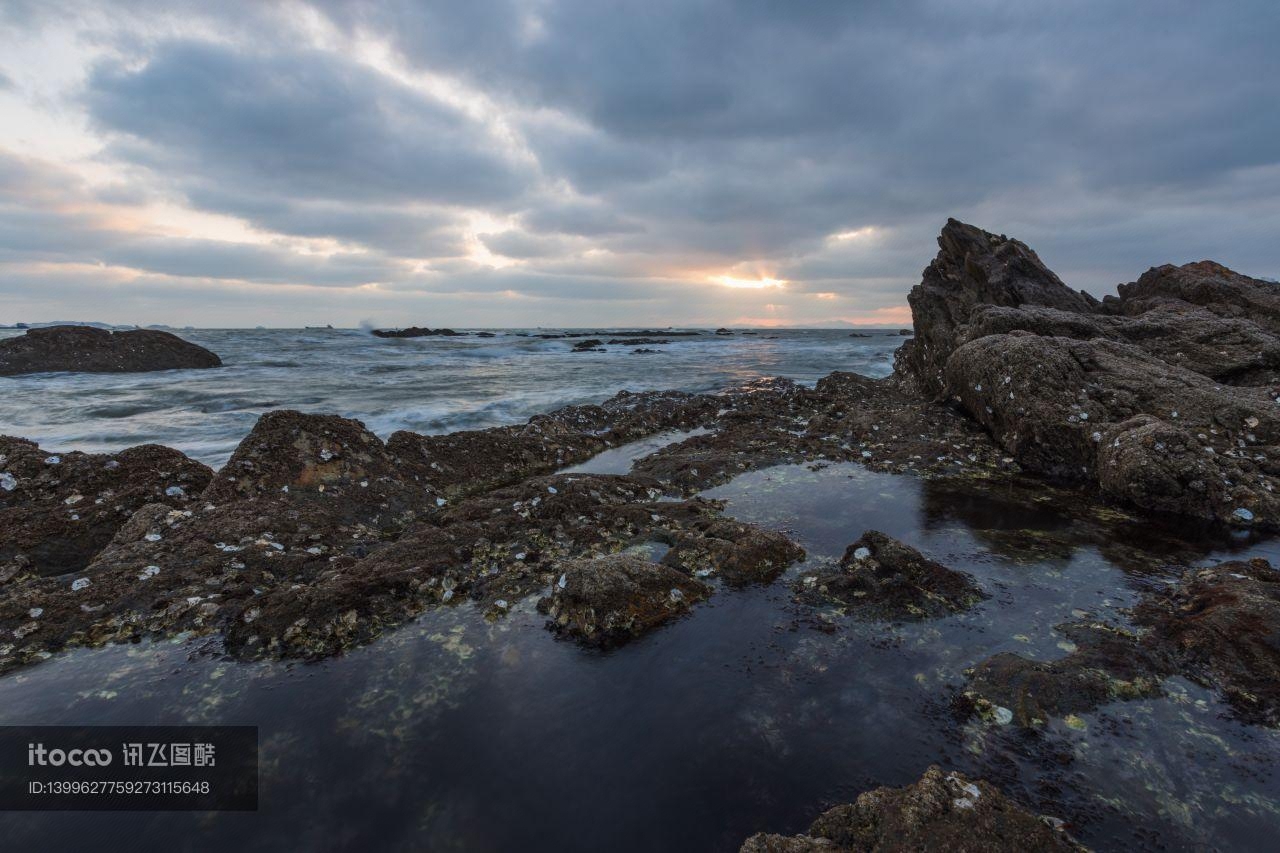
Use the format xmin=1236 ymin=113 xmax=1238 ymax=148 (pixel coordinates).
xmin=961 ymin=622 xmax=1163 ymax=727
xmin=963 ymin=558 xmax=1280 ymax=728
xmin=1134 ymin=558 xmax=1280 ymax=726
xmin=570 ymin=339 xmax=605 ymax=352
xmin=0 ymin=325 xmax=221 ymax=376
xmin=796 ymin=531 xmax=986 ymax=619
xmin=538 ymin=554 xmax=710 ymax=647
xmin=740 ymin=765 xmax=1083 ymax=852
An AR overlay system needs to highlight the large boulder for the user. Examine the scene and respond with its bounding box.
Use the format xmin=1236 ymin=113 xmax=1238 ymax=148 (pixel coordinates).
xmin=0 ymin=326 xmax=221 ymax=376
xmin=0 ymin=436 xmax=211 ymax=579
xmin=205 ymin=409 xmax=435 ymax=528
xmin=1110 ymin=261 xmax=1280 ymax=333
xmin=900 ymin=219 xmax=1098 ymax=395
xmin=899 ymin=220 xmax=1280 ymax=527
xmin=740 ymin=766 xmax=1083 ymax=852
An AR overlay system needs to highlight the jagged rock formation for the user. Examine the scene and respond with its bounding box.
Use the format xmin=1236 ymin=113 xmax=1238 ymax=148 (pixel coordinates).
xmin=0 ymin=325 xmax=221 ymax=376
xmin=898 ymin=218 xmax=1280 ymax=528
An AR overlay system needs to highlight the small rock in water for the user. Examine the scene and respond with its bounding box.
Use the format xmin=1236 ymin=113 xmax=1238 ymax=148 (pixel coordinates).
xmin=71 ymin=577 xmax=91 ymax=591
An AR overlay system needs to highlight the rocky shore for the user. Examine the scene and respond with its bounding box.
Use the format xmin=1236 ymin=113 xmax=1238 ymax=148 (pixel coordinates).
xmin=4 ymin=219 xmax=1280 ymax=848
xmin=0 ymin=325 xmax=221 ymax=375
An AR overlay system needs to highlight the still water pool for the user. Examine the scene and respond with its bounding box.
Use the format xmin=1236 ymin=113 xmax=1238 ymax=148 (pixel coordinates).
xmin=2 ymin=463 xmax=1278 ymax=851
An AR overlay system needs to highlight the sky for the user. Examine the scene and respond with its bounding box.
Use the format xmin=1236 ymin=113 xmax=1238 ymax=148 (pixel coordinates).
xmin=0 ymin=1 xmax=1276 ymax=328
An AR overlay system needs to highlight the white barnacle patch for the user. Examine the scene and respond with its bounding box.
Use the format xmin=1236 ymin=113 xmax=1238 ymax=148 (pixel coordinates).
xmin=0 ymin=472 xmax=17 ymax=491
xmin=71 ymin=577 xmax=91 ymax=591
xmin=144 ymin=532 xmax=162 ymax=542
xmin=138 ymin=565 xmax=160 ymax=580
xmin=64 ymin=494 xmax=83 ymax=505
xmin=319 ymin=448 xmax=334 ymax=462
xmin=44 ymin=455 xmax=61 ymax=465
xmin=852 ymin=546 xmax=871 ymax=561
xmin=165 ymin=485 xmax=185 ymax=498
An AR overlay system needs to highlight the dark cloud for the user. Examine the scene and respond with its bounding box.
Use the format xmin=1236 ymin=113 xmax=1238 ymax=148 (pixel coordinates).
xmin=85 ymin=40 xmax=532 ymax=208
xmin=1 ymin=0 xmax=1277 ymax=323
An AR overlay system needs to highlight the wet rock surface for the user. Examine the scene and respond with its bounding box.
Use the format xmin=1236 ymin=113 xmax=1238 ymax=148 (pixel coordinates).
xmin=0 ymin=325 xmax=221 ymax=376
xmin=0 ymin=391 xmax=814 ymax=670
xmin=740 ymin=765 xmax=1083 ymax=852
xmin=1135 ymin=557 xmax=1280 ymax=726
xmin=387 ymin=389 xmax=720 ymax=498
xmin=900 ymin=219 xmax=1280 ymax=529
xmin=537 ymin=554 xmax=711 ymax=646
xmin=797 ymin=531 xmax=987 ymax=619
xmin=961 ymin=622 xmax=1164 ymax=728
xmin=961 ymin=558 xmax=1280 ymax=728
xmin=0 ymin=437 xmax=212 ymax=580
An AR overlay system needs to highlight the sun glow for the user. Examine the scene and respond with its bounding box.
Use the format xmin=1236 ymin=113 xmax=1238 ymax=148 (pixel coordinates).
xmin=711 ymin=275 xmax=787 ymax=289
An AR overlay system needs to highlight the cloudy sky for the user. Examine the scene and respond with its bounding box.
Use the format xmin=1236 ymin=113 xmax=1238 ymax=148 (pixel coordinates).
xmin=0 ymin=1 xmax=1276 ymax=327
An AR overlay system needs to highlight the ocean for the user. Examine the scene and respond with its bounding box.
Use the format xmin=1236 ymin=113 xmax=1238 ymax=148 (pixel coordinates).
xmin=0 ymin=327 xmax=902 ymax=464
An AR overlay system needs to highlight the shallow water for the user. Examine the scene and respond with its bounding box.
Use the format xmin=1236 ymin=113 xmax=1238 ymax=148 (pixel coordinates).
xmin=2 ymin=463 xmax=1278 ymax=851
xmin=0 ymin=328 xmax=900 ymax=466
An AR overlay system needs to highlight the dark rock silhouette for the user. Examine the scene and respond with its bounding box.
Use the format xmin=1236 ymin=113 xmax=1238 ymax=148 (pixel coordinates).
xmin=0 ymin=326 xmax=221 ymax=376
xmin=370 ymin=327 xmax=465 ymax=338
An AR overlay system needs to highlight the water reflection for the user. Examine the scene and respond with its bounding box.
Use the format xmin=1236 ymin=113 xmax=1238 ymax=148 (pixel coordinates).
xmin=1 ymin=463 xmax=1278 ymax=851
